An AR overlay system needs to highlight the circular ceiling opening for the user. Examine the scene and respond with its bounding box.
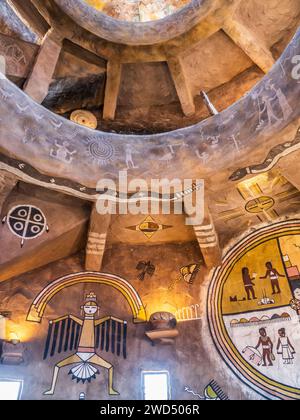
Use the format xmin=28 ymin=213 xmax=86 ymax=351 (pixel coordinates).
xmin=54 ymin=0 xmax=215 ymax=45
xmin=84 ymin=0 xmax=191 ymax=22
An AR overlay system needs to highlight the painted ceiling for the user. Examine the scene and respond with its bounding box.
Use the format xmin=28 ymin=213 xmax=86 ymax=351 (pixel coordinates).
xmin=84 ymin=0 xmax=190 ymax=22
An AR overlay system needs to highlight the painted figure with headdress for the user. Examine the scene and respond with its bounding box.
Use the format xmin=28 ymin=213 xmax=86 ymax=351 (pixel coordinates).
xmin=43 ymin=292 xmax=127 ymax=396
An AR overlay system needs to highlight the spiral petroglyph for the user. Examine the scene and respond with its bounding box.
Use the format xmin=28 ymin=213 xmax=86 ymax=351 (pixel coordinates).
xmin=84 ymin=136 xmax=117 ymax=167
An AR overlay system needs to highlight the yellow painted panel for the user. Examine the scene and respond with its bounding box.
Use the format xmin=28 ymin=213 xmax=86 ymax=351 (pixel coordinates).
xmin=222 ymin=238 xmax=292 ymax=315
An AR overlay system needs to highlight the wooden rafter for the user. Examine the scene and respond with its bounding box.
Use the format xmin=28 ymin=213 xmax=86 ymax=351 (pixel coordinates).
xmin=103 ymin=60 xmax=122 ymax=120
xmin=85 ymin=204 xmax=111 ymax=271
xmin=23 ymin=28 xmax=63 ymax=103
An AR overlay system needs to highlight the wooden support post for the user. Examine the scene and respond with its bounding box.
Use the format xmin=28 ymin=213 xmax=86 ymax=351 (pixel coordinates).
xmin=85 ymin=205 xmax=111 ymax=272
xmin=223 ymin=18 xmax=275 ymax=73
xmin=167 ymin=56 xmax=195 ymax=117
xmin=103 ymin=60 xmax=122 ymax=120
xmin=193 ymin=206 xmax=222 ymax=269
xmin=23 ymin=28 xmax=63 ymax=103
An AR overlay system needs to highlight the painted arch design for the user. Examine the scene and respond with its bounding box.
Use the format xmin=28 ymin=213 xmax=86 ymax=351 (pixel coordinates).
xmin=27 ymin=272 xmax=147 ymax=323
xmin=0 ymin=28 xmax=300 ymax=199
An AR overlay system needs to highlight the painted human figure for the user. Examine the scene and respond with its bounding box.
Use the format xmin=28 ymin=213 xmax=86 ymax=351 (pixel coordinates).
xmin=256 ymin=81 xmax=292 ymax=130
xmin=277 ymin=328 xmax=295 ymax=365
xmin=196 ymin=150 xmax=209 ymax=164
xmin=50 ymin=140 xmax=77 ymax=163
xmin=125 ymin=144 xmax=138 ymax=169
xmin=255 ymin=328 xmax=274 ymax=367
xmin=242 ymin=267 xmax=257 ymax=300
xmin=290 ymin=288 xmax=300 ymax=315
xmin=265 ymin=81 xmax=293 ymax=122
xmin=44 ymin=292 xmax=126 ymax=396
xmin=260 ymin=262 xmax=285 ymax=295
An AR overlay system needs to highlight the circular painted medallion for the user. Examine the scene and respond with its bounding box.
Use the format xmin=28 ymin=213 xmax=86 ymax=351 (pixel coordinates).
xmin=6 ymin=205 xmax=48 ymax=241
xmin=245 ymin=196 xmax=275 ymax=214
xmin=208 ymin=220 xmax=300 ymax=400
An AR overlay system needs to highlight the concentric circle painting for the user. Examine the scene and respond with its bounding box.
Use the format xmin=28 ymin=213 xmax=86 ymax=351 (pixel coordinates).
xmin=5 ymin=205 xmax=48 ymax=246
xmin=208 ymin=220 xmax=300 ymax=400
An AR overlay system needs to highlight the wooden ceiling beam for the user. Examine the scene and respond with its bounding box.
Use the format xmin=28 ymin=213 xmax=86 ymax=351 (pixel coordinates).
xmin=223 ymin=18 xmax=275 ymax=73
xmin=167 ymin=56 xmax=195 ymax=117
xmin=103 ymin=60 xmax=122 ymax=121
xmin=85 ymin=204 xmax=111 ymax=271
xmin=193 ymin=207 xmax=222 ymax=269
xmin=23 ymin=28 xmax=63 ymax=103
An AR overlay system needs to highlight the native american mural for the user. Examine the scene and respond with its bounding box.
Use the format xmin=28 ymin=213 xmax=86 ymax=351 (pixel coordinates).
xmin=2 ymin=205 xmax=49 ymax=247
xmin=26 ymin=272 xmax=146 ymax=397
xmin=2 ymin=0 xmax=300 ymax=402
xmin=184 ymin=380 xmax=229 ymax=400
xmin=208 ymin=220 xmax=300 ymax=400
xmin=43 ymin=292 xmax=127 ymax=396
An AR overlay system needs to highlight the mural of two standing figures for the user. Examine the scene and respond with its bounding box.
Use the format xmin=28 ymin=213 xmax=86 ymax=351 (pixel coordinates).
xmin=244 ymin=328 xmax=295 ymax=367
xmin=242 ymin=262 xmax=284 ymax=301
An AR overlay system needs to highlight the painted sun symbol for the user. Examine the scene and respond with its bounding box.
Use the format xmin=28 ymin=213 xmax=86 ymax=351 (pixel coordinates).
xmin=85 ymin=136 xmax=117 ymax=167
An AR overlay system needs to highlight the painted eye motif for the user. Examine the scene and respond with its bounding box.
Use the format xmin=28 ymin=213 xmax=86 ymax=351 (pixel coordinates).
xmin=13 ymin=221 xmax=24 ymax=232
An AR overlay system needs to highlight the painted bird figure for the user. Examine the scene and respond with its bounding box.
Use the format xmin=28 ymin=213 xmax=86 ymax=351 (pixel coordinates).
xmin=136 ymin=261 xmax=155 ymax=281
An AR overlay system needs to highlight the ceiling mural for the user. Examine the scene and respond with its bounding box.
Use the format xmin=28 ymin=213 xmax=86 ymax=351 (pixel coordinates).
xmin=126 ymin=216 xmax=173 ymax=239
xmin=55 ymin=0 xmax=214 ymax=45
xmin=1 ymin=24 xmax=300 ymax=196
xmin=211 ymin=172 xmax=300 ymax=241
xmin=1 ymin=0 xmax=300 ymax=402
xmin=2 ymin=205 xmax=49 ymax=247
xmin=229 ymin=127 xmax=300 ymax=182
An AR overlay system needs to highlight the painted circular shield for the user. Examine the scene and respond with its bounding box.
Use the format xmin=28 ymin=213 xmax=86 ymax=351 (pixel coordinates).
xmin=208 ymin=220 xmax=300 ymax=400
xmin=245 ymin=196 xmax=275 ymax=214
xmin=6 ymin=205 xmax=47 ymax=240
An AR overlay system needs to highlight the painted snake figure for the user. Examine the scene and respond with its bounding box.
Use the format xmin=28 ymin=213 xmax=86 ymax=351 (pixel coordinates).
xmin=229 ymin=127 xmax=300 ymax=181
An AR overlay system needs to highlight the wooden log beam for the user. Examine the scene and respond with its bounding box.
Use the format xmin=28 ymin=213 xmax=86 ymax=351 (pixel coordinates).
xmin=23 ymin=28 xmax=63 ymax=103
xmin=193 ymin=208 xmax=222 ymax=269
xmin=167 ymin=56 xmax=195 ymax=117
xmin=223 ymin=18 xmax=275 ymax=73
xmin=85 ymin=205 xmax=111 ymax=271
xmin=103 ymin=60 xmax=122 ymax=120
